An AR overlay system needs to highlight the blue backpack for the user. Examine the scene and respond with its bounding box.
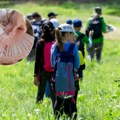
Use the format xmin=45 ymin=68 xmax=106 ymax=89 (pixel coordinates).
xmin=52 ymin=44 xmax=75 ymax=99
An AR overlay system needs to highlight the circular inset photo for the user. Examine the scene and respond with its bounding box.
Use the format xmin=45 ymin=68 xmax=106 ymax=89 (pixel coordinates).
xmin=0 ymin=9 xmax=34 ymax=65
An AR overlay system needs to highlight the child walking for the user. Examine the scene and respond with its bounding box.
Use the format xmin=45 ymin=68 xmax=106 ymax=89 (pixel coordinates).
xmin=73 ymin=19 xmax=93 ymax=79
xmin=34 ymin=21 xmax=56 ymax=105
xmin=27 ymin=12 xmax=43 ymax=62
xmin=51 ymin=23 xmax=80 ymax=120
xmin=86 ymin=7 xmax=107 ymax=63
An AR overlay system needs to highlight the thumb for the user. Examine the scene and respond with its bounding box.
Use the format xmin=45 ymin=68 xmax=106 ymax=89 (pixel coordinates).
xmin=5 ymin=23 xmax=18 ymax=36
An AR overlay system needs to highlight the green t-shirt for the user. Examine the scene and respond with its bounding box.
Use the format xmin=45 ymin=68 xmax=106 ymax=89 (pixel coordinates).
xmin=76 ymin=31 xmax=90 ymax=45
xmin=86 ymin=17 xmax=107 ymax=44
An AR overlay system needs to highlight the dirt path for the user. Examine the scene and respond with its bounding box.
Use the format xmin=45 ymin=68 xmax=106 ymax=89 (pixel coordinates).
xmin=104 ymin=28 xmax=120 ymax=40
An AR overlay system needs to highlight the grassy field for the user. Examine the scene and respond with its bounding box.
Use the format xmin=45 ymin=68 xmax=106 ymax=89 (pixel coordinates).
xmin=0 ymin=2 xmax=120 ymax=120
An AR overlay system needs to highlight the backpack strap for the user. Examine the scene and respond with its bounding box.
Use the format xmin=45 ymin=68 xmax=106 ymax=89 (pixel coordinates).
xmin=78 ymin=33 xmax=85 ymax=42
xmin=56 ymin=43 xmax=75 ymax=52
xmin=80 ymin=33 xmax=85 ymax=39
xmin=67 ymin=43 xmax=75 ymax=54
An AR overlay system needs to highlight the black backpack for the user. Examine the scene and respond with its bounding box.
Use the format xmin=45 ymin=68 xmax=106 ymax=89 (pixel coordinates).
xmin=86 ymin=17 xmax=102 ymax=39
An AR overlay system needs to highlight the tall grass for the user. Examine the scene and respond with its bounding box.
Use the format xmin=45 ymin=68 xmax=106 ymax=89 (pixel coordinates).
xmin=0 ymin=2 xmax=120 ymax=120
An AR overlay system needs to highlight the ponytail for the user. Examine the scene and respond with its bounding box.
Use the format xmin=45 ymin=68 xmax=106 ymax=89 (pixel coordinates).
xmin=55 ymin=29 xmax=64 ymax=51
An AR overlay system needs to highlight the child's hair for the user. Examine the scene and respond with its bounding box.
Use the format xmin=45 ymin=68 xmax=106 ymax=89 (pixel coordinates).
xmin=41 ymin=21 xmax=55 ymax=42
xmin=32 ymin=12 xmax=41 ymax=19
xmin=55 ymin=29 xmax=64 ymax=52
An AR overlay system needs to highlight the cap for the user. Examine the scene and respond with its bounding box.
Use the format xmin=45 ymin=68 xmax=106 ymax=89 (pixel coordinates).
xmin=73 ymin=19 xmax=82 ymax=27
xmin=58 ymin=23 xmax=78 ymax=37
xmin=48 ymin=12 xmax=58 ymax=18
xmin=94 ymin=7 xmax=102 ymax=15
xmin=66 ymin=19 xmax=73 ymax=25
xmin=50 ymin=18 xmax=59 ymax=28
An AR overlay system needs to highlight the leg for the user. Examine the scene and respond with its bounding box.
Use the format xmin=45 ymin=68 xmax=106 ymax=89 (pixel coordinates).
xmin=64 ymin=91 xmax=79 ymax=120
xmin=64 ymin=98 xmax=72 ymax=118
xmin=50 ymin=83 xmax=56 ymax=109
xmin=78 ymin=68 xmax=83 ymax=80
xmin=45 ymin=80 xmax=51 ymax=98
xmin=36 ymin=71 xmax=53 ymax=103
xmin=95 ymin=43 xmax=103 ymax=63
xmin=70 ymin=91 xmax=78 ymax=120
xmin=36 ymin=71 xmax=47 ymax=103
xmin=43 ymin=72 xmax=56 ymax=108
xmin=54 ymin=97 xmax=64 ymax=119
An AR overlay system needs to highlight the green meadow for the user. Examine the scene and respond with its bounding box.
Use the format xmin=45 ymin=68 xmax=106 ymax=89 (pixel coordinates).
xmin=0 ymin=1 xmax=120 ymax=120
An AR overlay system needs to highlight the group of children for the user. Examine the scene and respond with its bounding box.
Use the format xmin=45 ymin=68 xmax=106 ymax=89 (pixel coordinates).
xmin=34 ymin=21 xmax=80 ymax=120
xmin=31 ymin=6 xmax=107 ymax=120
xmin=33 ymin=20 xmax=92 ymax=120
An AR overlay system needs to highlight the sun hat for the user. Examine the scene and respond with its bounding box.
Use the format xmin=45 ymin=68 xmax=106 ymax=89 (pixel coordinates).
xmin=58 ymin=23 xmax=78 ymax=37
xmin=0 ymin=9 xmax=34 ymax=65
xmin=50 ymin=18 xmax=59 ymax=28
xmin=73 ymin=19 xmax=82 ymax=27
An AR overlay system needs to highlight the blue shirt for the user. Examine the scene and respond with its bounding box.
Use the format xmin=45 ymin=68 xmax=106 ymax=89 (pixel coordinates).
xmin=51 ymin=42 xmax=80 ymax=69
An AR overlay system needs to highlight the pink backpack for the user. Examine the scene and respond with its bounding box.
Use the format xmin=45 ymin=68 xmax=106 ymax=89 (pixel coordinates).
xmin=44 ymin=42 xmax=54 ymax=72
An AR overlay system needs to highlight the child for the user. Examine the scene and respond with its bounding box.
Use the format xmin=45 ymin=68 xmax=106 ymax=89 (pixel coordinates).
xmin=51 ymin=23 xmax=80 ymax=120
xmin=86 ymin=7 xmax=107 ymax=63
xmin=34 ymin=21 xmax=55 ymax=105
xmin=27 ymin=12 xmax=43 ymax=62
xmin=73 ymin=19 xmax=92 ymax=57
xmin=73 ymin=19 xmax=93 ymax=79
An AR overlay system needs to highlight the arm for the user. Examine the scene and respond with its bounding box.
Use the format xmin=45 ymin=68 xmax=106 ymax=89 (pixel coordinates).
xmin=101 ymin=17 xmax=107 ymax=33
xmin=34 ymin=42 xmax=42 ymax=76
xmin=87 ymin=36 xmax=92 ymax=48
xmin=83 ymin=35 xmax=92 ymax=48
xmin=34 ymin=42 xmax=44 ymax=86
xmin=73 ymin=45 xmax=80 ymax=69
xmin=51 ymin=44 xmax=57 ymax=68
xmin=34 ymin=43 xmax=40 ymax=86
xmin=85 ymin=18 xmax=93 ymax=47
